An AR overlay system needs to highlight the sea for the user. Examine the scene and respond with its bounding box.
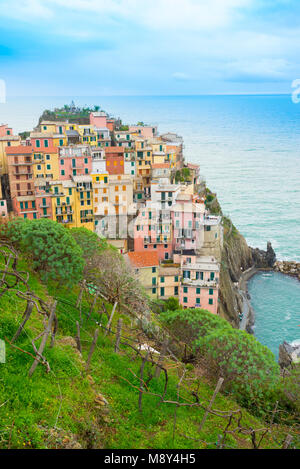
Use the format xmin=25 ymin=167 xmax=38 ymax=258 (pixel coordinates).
xmin=1 ymin=94 xmax=299 ymax=356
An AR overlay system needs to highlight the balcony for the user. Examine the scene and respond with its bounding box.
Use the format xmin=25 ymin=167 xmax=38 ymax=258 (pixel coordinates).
xmin=14 ymin=170 xmax=32 ymax=176
xmin=181 ymin=278 xmax=217 ymax=288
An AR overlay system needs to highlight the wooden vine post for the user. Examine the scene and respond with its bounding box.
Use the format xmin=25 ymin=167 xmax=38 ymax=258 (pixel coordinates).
xmin=29 ymin=301 xmax=57 ymax=377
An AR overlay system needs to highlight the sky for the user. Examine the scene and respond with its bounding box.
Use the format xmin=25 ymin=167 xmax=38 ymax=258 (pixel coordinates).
xmin=1 ymin=0 xmax=300 ymax=96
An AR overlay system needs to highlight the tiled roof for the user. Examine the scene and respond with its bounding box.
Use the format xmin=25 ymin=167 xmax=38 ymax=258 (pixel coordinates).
xmin=5 ymin=145 xmax=33 ymax=154
xmin=105 ymin=146 xmax=125 ymax=153
xmin=127 ymin=251 xmax=159 ymax=268
xmin=152 ymin=163 xmax=170 ymax=169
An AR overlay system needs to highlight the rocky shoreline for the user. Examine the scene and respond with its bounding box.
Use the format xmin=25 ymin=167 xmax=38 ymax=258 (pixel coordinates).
xmin=239 ymin=249 xmax=300 ymax=366
xmin=273 ymin=260 xmax=300 ymax=281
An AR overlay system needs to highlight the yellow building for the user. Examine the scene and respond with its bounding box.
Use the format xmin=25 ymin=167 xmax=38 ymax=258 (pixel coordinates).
xmin=32 ymin=151 xmax=60 ymax=181
xmin=49 ymin=175 xmax=94 ymax=231
xmin=125 ymin=251 xmax=159 ymax=299
xmin=158 ymin=265 xmax=180 ymax=299
xmin=0 ymin=136 xmax=21 ymax=174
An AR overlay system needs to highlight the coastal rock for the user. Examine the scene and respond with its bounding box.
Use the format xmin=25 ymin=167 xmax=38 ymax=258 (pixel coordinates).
xmin=279 ymin=341 xmax=300 ymax=369
xmin=251 ymin=241 xmax=276 ymax=269
xmin=219 ymin=222 xmax=253 ymax=327
xmin=274 ymin=260 xmax=300 ymax=281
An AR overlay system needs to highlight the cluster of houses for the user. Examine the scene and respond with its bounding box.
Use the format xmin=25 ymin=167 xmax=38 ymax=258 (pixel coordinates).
xmin=0 ymin=109 xmax=223 ymax=314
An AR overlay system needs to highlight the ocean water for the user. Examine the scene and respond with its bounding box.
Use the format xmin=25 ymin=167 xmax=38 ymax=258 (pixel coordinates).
xmin=1 ymin=94 xmax=299 ymax=260
xmin=248 ymin=272 xmax=300 ymax=359
xmin=1 ymin=94 xmax=300 ymax=353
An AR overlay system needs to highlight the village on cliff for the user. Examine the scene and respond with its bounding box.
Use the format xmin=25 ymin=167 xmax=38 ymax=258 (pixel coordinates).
xmin=0 ymin=104 xmax=223 ymax=315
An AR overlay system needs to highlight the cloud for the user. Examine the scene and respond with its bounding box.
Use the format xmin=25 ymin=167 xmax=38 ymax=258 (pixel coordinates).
xmin=172 ymin=72 xmax=192 ymax=82
xmin=223 ymin=58 xmax=292 ymax=82
xmin=1 ymin=0 xmax=253 ymax=31
xmin=1 ymin=0 xmax=53 ymax=21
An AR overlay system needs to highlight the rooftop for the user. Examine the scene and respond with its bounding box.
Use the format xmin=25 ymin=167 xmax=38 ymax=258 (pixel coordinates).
xmin=126 ymin=251 xmax=159 ymax=268
xmin=6 ymin=145 xmax=33 ymax=154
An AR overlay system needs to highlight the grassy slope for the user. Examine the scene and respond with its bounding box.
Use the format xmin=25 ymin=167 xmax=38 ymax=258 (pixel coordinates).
xmin=0 ymin=255 xmax=290 ymax=449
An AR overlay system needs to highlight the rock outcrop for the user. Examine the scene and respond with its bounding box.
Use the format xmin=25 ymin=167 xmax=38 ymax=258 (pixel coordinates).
xmin=279 ymin=341 xmax=300 ymax=369
xmin=251 ymin=241 xmax=276 ymax=269
xmin=219 ymin=222 xmax=253 ymax=327
xmin=274 ymin=260 xmax=300 ymax=281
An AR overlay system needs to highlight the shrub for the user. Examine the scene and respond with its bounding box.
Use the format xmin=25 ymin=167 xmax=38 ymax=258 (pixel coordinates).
xmin=160 ymin=308 xmax=280 ymax=413
xmin=4 ymin=218 xmax=84 ymax=286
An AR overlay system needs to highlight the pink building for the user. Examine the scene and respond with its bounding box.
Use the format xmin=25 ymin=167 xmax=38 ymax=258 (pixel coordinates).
xmin=90 ymin=112 xmax=107 ymax=128
xmin=58 ymin=146 xmax=92 ymax=179
xmin=0 ymin=124 xmax=13 ymax=137
xmin=172 ymin=199 xmax=205 ymax=252
xmin=134 ymin=207 xmax=173 ymax=262
xmin=34 ymin=181 xmax=53 ymax=220
xmin=0 ymin=199 xmax=8 ymax=219
xmin=179 ymin=256 xmax=219 ymax=315
xmin=129 ymin=125 xmax=157 ymax=138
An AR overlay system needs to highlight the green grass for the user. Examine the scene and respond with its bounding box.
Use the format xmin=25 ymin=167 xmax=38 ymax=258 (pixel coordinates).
xmin=0 ymin=253 xmax=295 ymax=449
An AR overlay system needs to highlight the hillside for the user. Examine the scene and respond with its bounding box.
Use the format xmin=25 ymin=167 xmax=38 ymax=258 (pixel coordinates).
xmin=0 ymin=240 xmax=298 ymax=450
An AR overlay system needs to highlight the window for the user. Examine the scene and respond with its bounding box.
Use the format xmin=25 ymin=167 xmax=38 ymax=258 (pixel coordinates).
xmin=68 ymin=188 xmax=72 ymax=195
xmin=59 ymin=139 xmax=64 ymax=146
xmin=160 ymin=287 xmax=165 ymax=297
xmin=209 ymin=289 xmax=214 ymax=295
xmin=160 ymin=276 xmax=165 ymax=283
xmin=33 ymin=213 xmax=37 ymax=219
xmin=56 ymin=198 xmax=60 ymax=205
xmin=84 ymin=158 xmax=88 ymax=164
xmin=183 ymin=286 xmax=188 ymax=293
xmin=36 ymin=140 xmax=40 ymax=148
xmin=152 ymin=267 xmax=156 ymax=273
xmin=152 ymin=288 xmax=156 ymax=294
xmin=174 ymin=286 xmax=178 ymax=295
xmin=209 ymin=299 xmax=213 ymax=305
xmin=46 ymin=164 xmax=51 ymax=170
xmin=183 ymin=297 xmax=188 ymax=304
xmin=61 ymin=170 xmax=65 ymax=176
xmin=104 ymin=176 xmax=108 ymax=183
xmin=152 ymin=277 xmax=156 ymax=285
xmin=196 ymin=298 xmax=200 ymax=305
xmin=60 ymin=159 xmax=64 ymax=165
xmin=46 ymin=154 xmax=50 ymax=160
xmin=196 ymin=287 xmax=201 ymax=294
xmin=210 ymin=272 xmax=215 ymax=280
xmin=175 ymin=276 xmax=178 ymax=282
xmin=85 ymin=168 xmax=88 ymax=174
xmin=44 ymin=140 xmax=49 ymax=148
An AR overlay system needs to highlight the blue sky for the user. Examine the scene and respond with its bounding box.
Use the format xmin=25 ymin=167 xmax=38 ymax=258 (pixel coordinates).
xmin=1 ymin=0 xmax=300 ymax=96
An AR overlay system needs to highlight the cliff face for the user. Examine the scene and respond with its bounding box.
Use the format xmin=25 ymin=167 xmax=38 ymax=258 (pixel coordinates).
xmin=218 ymin=222 xmax=253 ymax=327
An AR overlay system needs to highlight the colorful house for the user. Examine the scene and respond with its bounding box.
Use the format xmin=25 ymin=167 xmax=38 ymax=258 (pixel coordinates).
xmin=125 ymin=251 xmax=159 ymax=299
xmin=179 ymin=256 xmax=220 ymax=314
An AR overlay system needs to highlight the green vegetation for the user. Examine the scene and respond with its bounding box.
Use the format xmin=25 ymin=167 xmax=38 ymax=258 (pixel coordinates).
xmin=175 ymin=168 xmax=191 ymax=183
xmin=39 ymin=103 xmax=102 ymax=125
xmin=0 ymin=220 xmax=298 ymax=449
xmin=2 ymin=219 xmax=84 ymax=286
xmin=0 ymin=253 xmax=293 ymax=449
xmin=160 ymin=308 xmax=281 ymax=416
